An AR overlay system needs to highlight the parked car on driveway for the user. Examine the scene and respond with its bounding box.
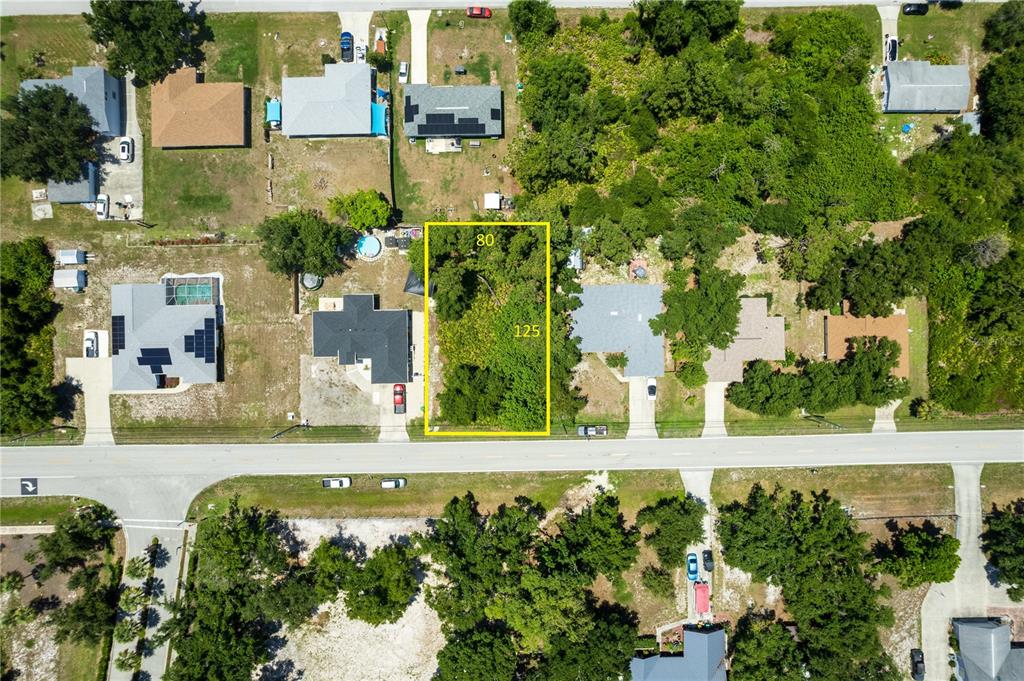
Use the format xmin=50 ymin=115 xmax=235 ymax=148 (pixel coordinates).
xmin=381 ymin=478 xmax=407 ymax=489
xmin=647 ymin=378 xmax=657 ymax=401
xmin=577 ymin=425 xmax=609 ymax=437
xmin=393 ymin=383 xmax=406 ymax=415
xmin=340 ymin=31 xmax=354 ymax=62
xmin=702 ymin=549 xmax=714 ymax=572
xmin=95 ymin=193 xmax=109 ymax=220
xmin=903 ymin=3 xmax=928 ymax=15
xmin=84 ymin=331 xmax=98 ymax=358
xmin=466 ymin=6 xmax=492 ymax=18
xmin=322 ymin=477 xmax=352 ymax=489
xmin=686 ymin=553 xmax=700 ymax=581
xmin=910 ymin=649 xmax=924 ymax=681
xmin=399 ymin=61 xmax=409 ymax=84
xmin=886 ymin=36 xmax=898 ymax=63
xmin=119 ymin=136 xmax=134 ymax=162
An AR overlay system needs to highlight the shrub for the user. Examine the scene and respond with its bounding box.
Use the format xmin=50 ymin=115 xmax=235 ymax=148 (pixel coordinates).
xmin=641 ymin=566 xmax=675 ymax=599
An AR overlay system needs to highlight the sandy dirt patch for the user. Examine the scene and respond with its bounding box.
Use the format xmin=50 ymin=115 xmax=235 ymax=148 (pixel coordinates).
xmin=572 ymin=354 xmax=628 ymax=419
xmin=299 ymin=356 xmax=377 ymax=427
xmin=286 ymin=518 xmax=430 ymax=560
xmin=2 ymin=591 xmax=59 ymax=681
xmin=880 ymin=580 xmax=930 ymax=678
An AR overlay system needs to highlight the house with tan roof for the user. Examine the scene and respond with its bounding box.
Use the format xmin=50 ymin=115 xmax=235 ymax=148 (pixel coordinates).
xmin=151 ymin=68 xmax=247 ymax=148
xmin=705 ymin=297 xmax=785 ymax=383
xmin=824 ymin=304 xmax=909 ymax=379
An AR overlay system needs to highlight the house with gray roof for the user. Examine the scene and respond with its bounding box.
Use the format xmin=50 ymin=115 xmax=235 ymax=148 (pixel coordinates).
xmin=630 ymin=627 xmax=728 ymax=681
xmin=883 ymin=61 xmax=971 ymax=113
xmin=21 ymin=66 xmax=123 ymax=136
xmin=403 ymin=85 xmax=503 ymax=139
xmin=281 ymin=63 xmax=377 ymax=137
xmin=953 ymin=619 xmax=1024 ymax=681
xmin=571 ymin=284 xmax=665 ymax=377
xmin=312 ymin=294 xmax=412 ymax=384
xmin=111 ymin=279 xmax=221 ymax=391
xmin=46 ymin=162 xmax=98 ymax=204
xmin=705 ymin=297 xmax=785 ymax=383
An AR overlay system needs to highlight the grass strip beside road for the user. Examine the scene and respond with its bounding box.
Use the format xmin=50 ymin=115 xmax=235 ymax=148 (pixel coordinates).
xmin=113 ymin=425 xmax=379 ymax=444
xmin=980 ymin=463 xmax=1024 ymax=510
xmin=188 ymin=471 xmax=590 ymax=520
xmin=0 ymin=496 xmax=95 ymax=526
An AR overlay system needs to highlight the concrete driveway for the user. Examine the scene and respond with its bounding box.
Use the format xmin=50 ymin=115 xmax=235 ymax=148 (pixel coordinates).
xmin=409 ymin=10 xmax=430 ymax=84
xmin=98 ymin=79 xmax=143 ymax=221
xmin=65 ymin=337 xmax=113 ymax=446
xmin=701 ymin=382 xmax=728 ymax=438
xmin=679 ymin=470 xmax=717 ymax=621
xmin=626 ymin=376 xmax=658 ymax=439
xmin=338 ymin=10 xmax=372 ymax=50
xmin=872 ymin=399 xmax=901 ymax=433
xmin=878 ymin=4 xmax=899 ymax=61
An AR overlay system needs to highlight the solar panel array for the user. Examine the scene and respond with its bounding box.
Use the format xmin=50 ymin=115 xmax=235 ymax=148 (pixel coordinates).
xmin=137 ymin=347 xmax=172 ymax=375
xmin=183 ymin=318 xmax=216 ymax=364
xmin=404 ymin=97 xmax=418 ymax=123
xmin=111 ymin=316 xmax=125 ymax=355
xmin=415 ymin=112 xmax=487 ymax=137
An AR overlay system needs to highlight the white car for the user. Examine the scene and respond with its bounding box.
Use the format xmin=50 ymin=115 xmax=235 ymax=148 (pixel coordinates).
xmin=647 ymin=378 xmax=657 ymax=401
xmin=399 ymin=61 xmax=409 ymax=84
xmin=119 ymin=136 xmax=134 ymax=162
xmin=95 ymin=193 xmax=109 ymax=220
xmin=380 ymin=478 xmax=407 ymax=489
xmin=322 ymin=477 xmax=352 ymax=489
xmin=355 ymin=42 xmax=367 ymax=64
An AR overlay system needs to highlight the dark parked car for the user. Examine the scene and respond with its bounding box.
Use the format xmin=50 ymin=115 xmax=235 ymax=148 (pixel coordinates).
xmin=702 ymin=549 xmax=714 ymax=572
xmin=910 ymin=649 xmax=924 ymax=681
xmin=902 ymin=3 xmax=929 ymax=15
xmin=340 ymin=31 xmax=354 ymax=62
xmin=887 ymin=36 xmax=898 ymax=63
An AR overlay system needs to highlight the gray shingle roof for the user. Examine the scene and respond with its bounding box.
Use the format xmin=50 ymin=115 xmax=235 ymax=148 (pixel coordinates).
xmin=312 ymin=295 xmax=411 ymax=384
xmin=954 ymin=619 xmax=1024 ymax=681
xmin=630 ymin=628 xmax=728 ymax=681
xmin=402 ymin=84 xmax=503 ymax=138
xmin=705 ymin=297 xmax=785 ymax=383
xmin=46 ymin=162 xmax=97 ymax=204
xmin=884 ymin=61 xmax=970 ymax=113
xmin=111 ymin=284 xmax=219 ymax=391
xmin=21 ymin=66 xmax=123 ymax=136
xmin=571 ymin=284 xmax=665 ymax=377
xmin=282 ymin=63 xmax=373 ymax=137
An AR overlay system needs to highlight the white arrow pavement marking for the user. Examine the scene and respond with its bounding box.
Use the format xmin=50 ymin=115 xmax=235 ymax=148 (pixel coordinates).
xmin=21 ymin=481 xmax=36 ymax=492
xmin=1 ymin=476 xmax=76 ymax=479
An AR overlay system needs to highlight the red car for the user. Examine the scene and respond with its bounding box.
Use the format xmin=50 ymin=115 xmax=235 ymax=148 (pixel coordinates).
xmin=393 ymin=384 xmax=406 ymax=414
xmin=466 ymin=6 xmax=492 ymax=19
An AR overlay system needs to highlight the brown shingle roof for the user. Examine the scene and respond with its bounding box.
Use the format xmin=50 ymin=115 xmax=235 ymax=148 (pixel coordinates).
xmin=151 ymin=68 xmax=245 ymax=148
xmin=824 ymin=311 xmax=909 ymax=379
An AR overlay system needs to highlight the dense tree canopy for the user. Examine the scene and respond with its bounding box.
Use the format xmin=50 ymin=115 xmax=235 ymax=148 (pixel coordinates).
xmin=650 ymin=267 xmax=744 ymax=355
xmin=436 ymin=625 xmax=518 ymax=681
xmin=982 ymin=0 xmax=1024 ymax=52
xmin=508 ymin=0 xmax=559 ymax=46
xmin=257 ymin=209 xmax=355 ymax=277
xmin=635 ymin=496 xmax=706 ymax=568
xmin=978 ymin=47 xmax=1024 ymax=143
xmin=344 ymin=544 xmax=419 ymax=625
xmin=84 ymin=0 xmax=208 ymax=86
xmin=730 ymin=613 xmax=807 ymax=681
xmin=981 ymin=499 xmax=1024 ymax=602
xmin=326 ymin=189 xmax=392 ymax=231
xmin=0 ymin=86 xmax=98 ymax=183
xmin=0 ymin=238 xmax=59 ymax=435
xmin=876 ymin=523 xmax=960 ymax=588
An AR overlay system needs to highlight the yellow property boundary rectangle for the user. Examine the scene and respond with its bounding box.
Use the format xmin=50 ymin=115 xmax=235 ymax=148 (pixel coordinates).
xmin=423 ymin=221 xmax=552 ymax=437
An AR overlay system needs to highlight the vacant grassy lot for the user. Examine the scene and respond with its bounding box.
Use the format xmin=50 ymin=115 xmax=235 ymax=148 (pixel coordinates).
xmin=897 ymin=3 xmax=999 ymax=76
xmin=141 ymin=12 xmax=391 ymax=234
xmin=725 ymin=402 xmax=876 ymax=436
xmin=656 ymin=374 xmax=704 ymax=438
xmin=980 ymin=463 xmax=1024 ymax=510
xmin=712 ymin=464 xmax=954 ymax=518
xmin=394 ymin=9 xmax=522 ymax=221
xmin=188 ymin=471 xmax=590 ymax=520
xmin=0 ymin=496 xmax=96 ymax=526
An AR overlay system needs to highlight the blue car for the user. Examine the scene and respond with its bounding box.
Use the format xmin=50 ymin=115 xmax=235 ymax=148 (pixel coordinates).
xmin=340 ymin=32 xmax=354 ymax=62
xmin=686 ymin=553 xmax=700 ymax=581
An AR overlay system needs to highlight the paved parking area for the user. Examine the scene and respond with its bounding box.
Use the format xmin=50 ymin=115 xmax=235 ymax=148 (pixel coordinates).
xmin=626 ymin=377 xmax=658 ymax=439
xmin=409 ymin=10 xmax=430 ymax=84
xmin=98 ymin=80 xmax=143 ymax=221
xmin=65 ymin=355 xmax=113 ymax=446
xmin=701 ymin=382 xmax=728 ymax=438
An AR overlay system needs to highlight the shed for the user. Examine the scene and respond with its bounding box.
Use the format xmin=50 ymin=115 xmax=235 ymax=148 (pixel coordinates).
xmin=371 ymin=102 xmax=387 ymax=137
xmin=567 ymin=249 xmax=584 ymax=271
xmin=884 ymin=61 xmax=971 ymax=113
xmin=57 ymin=249 xmax=87 ymax=265
xmin=266 ymin=97 xmax=282 ymax=128
xmin=483 ymin=192 xmax=502 ymax=210
xmin=53 ymin=269 xmax=86 ymax=292
xmin=47 ymin=162 xmax=98 ymax=204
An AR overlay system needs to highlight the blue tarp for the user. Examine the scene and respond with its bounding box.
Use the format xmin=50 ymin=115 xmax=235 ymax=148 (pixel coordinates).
xmin=266 ymin=98 xmax=281 ymax=124
xmin=376 ymin=88 xmax=389 ymax=100
xmin=371 ymin=102 xmax=387 ymax=136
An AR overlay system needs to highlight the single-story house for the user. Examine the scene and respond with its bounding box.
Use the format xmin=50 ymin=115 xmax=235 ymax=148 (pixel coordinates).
xmin=111 ymin=278 xmax=221 ymax=391
xmin=883 ymin=61 xmax=971 ymax=113
xmin=705 ymin=297 xmax=785 ymax=383
xmin=57 ymin=249 xmax=87 ymax=265
xmin=53 ymin=269 xmax=86 ymax=292
xmin=403 ymin=84 xmax=503 ymax=139
xmin=824 ymin=307 xmax=909 ymax=379
xmin=571 ymin=284 xmax=665 ymax=378
xmin=630 ymin=626 xmax=728 ymax=681
xmin=282 ymin=63 xmax=385 ymax=137
xmin=46 ymin=162 xmax=98 ymax=204
xmin=151 ymin=67 xmax=246 ymax=148
xmin=21 ymin=66 xmax=123 ymax=136
xmin=312 ymin=294 xmax=412 ymax=384
xmin=953 ymin=619 xmax=1024 ymax=681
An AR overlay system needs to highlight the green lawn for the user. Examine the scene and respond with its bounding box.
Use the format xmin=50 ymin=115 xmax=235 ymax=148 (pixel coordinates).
xmin=896 ymin=297 xmax=930 ymax=423
xmin=188 ymin=471 xmax=590 ymax=520
xmin=725 ymin=402 xmax=876 ymax=436
xmin=897 ymin=3 xmax=999 ymax=66
xmin=712 ymin=464 xmax=954 ymax=517
xmin=112 ymin=423 xmax=378 ymax=445
xmin=0 ymin=496 xmax=95 ymax=526
xmin=980 ymin=463 xmax=1024 ymax=510
xmin=57 ymin=640 xmax=106 ymax=681
xmin=608 ymin=470 xmax=685 ymax=521
xmin=655 ymin=376 xmax=704 ymax=438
